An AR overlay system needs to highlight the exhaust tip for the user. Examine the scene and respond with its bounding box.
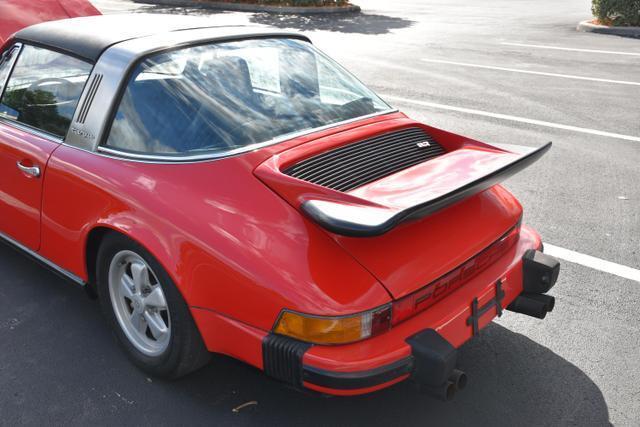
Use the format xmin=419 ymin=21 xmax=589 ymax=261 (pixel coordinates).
xmin=449 ymin=369 xmax=467 ymax=390
xmin=547 ymin=296 xmax=555 ymax=312
xmin=418 ymin=380 xmax=457 ymax=401
xmin=523 ymin=293 xmax=556 ymax=313
xmin=507 ymin=293 xmax=553 ymax=319
xmin=445 ymin=381 xmax=456 ymax=401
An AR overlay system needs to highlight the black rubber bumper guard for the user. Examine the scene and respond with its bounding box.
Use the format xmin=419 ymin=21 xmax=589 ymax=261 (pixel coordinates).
xmin=262 ymin=249 xmax=560 ymax=397
xmin=262 ymin=329 xmax=456 ymax=398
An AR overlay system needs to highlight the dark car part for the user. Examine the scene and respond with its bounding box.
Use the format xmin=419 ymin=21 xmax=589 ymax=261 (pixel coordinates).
xmin=407 ymin=329 xmax=462 ymax=401
xmin=522 ymin=249 xmax=560 ymax=293
xmin=524 ymin=293 xmax=556 ymax=312
xmin=263 ymin=334 xmax=312 ymax=387
xmin=507 ymin=293 xmax=555 ymax=319
xmin=507 ymin=250 xmax=560 ymax=319
xmin=263 ymin=332 xmax=415 ymax=391
xmin=284 ymin=127 xmax=445 ymax=192
xmin=303 ymin=358 xmax=414 ymax=391
xmin=264 ymin=328 xmax=465 ymax=400
xmin=467 ymin=280 xmax=505 ymax=336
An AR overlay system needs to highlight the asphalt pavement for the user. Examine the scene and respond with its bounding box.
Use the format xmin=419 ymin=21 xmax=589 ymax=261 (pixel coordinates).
xmin=1 ymin=0 xmax=639 ymax=425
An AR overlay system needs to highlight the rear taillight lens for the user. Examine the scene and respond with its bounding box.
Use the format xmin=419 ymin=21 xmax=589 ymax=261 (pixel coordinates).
xmin=273 ymin=304 xmax=392 ymax=345
xmin=391 ymin=222 xmax=521 ymax=325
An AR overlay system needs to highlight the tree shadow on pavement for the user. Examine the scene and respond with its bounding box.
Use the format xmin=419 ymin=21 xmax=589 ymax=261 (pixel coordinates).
xmin=128 ymin=3 xmax=414 ymax=35
xmin=130 ymin=3 xmax=227 ymax=15
xmin=250 ymin=12 xmax=413 ymax=35
xmin=0 ymin=243 xmax=611 ymax=426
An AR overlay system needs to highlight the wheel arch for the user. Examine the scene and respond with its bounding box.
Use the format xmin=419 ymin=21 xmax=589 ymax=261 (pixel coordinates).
xmin=83 ymin=223 xmax=185 ymax=302
xmin=84 ymin=226 xmax=119 ymax=297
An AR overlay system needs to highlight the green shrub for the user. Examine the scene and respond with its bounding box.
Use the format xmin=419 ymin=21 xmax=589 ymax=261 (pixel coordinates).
xmin=592 ymin=0 xmax=640 ymax=26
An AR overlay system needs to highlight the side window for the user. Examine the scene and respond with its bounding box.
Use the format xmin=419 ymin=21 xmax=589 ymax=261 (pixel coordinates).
xmin=0 ymin=45 xmax=21 ymax=96
xmin=0 ymin=45 xmax=92 ymax=138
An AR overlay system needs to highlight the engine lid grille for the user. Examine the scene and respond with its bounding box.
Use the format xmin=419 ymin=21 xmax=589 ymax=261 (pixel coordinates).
xmin=283 ymin=127 xmax=445 ymax=192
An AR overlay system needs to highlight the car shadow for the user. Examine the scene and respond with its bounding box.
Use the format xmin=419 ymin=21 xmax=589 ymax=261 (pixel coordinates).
xmin=0 ymin=243 xmax=610 ymax=426
xmin=172 ymin=325 xmax=612 ymax=426
xmin=249 ymin=12 xmax=414 ymax=35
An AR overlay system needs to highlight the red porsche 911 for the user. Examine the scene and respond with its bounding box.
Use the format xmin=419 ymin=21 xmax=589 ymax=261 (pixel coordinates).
xmin=0 ymin=13 xmax=559 ymax=399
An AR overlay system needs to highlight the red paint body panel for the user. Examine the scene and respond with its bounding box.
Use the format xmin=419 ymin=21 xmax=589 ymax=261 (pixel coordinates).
xmin=255 ymin=118 xmax=523 ymax=298
xmin=0 ymin=122 xmax=60 ymax=250
xmin=40 ymin=144 xmax=391 ymax=333
xmin=0 ymin=0 xmax=100 ymax=44
xmin=189 ymin=223 xmax=540 ymax=398
xmin=300 ymin=226 xmax=540 ymax=395
xmin=337 ymin=186 xmax=521 ymax=298
xmin=191 ymin=307 xmax=266 ymax=370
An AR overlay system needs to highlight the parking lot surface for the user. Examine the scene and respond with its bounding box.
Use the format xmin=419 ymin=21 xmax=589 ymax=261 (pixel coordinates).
xmin=1 ymin=0 xmax=639 ymax=425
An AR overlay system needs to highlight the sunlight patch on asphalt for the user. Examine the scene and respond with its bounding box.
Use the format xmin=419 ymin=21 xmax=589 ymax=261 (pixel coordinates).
xmin=421 ymin=58 xmax=640 ymax=86
xmin=383 ymin=94 xmax=640 ymax=143
xmin=545 ymin=244 xmax=640 ymax=283
xmin=501 ymin=42 xmax=640 ymax=57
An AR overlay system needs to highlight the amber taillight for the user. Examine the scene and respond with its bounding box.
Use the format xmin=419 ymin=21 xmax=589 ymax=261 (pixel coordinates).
xmin=391 ymin=222 xmax=521 ymax=325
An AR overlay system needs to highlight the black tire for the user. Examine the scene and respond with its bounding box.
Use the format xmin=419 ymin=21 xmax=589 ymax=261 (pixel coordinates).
xmin=96 ymin=232 xmax=210 ymax=379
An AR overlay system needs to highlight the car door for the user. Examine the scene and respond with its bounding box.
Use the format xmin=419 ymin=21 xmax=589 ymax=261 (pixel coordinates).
xmin=0 ymin=43 xmax=92 ymax=250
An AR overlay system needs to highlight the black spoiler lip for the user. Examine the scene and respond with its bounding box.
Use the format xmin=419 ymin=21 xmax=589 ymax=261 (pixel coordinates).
xmin=302 ymin=141 xmax=552 ymax=237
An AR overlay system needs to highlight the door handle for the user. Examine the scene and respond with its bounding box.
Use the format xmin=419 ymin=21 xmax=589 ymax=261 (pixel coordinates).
xmin=16 ymin=161 xmax=41 ymax=178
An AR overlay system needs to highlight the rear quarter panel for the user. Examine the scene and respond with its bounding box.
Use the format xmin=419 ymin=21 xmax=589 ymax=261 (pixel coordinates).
xmin=40 ymin=145 xmax=389 ymax=331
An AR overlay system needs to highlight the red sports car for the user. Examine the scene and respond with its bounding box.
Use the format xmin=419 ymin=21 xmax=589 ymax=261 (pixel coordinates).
xmin=0 ymin=14 xmax=559 ymax=399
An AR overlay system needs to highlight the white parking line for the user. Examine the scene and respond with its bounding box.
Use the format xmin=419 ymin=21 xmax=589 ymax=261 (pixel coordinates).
xmin=382 ymin=94 xmax=640 ymax=142
xmin=420 ymin=58 xmax=640 ymax=86
xmin=545 ymin=244 xmax=640 ymax=283
xmin=501 ymin=42 xmax=640 ymax=57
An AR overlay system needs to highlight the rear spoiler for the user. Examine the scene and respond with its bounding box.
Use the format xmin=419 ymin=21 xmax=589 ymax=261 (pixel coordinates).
xmin=301 ymin=142 xmax=551 ymax=237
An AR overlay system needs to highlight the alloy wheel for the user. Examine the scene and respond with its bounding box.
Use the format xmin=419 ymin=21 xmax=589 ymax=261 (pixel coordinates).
xmin=108 ymin=250 xmax=171 ymax=356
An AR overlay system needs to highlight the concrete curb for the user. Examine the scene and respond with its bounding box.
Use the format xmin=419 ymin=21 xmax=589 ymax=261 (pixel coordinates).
xmin=135 ymin=0 xmax=361 ymax=14
xmin=577 ymin=20 xmax=640 ymax=38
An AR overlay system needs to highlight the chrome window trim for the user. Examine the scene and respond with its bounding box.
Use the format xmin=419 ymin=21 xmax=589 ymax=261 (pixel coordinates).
xmin=0 ymin=116 xmax=63 ymax=144
xmin=0 ymin=231 xmax=85 ymax=286
xmin=95 ymin=109 xmax=398 ymax=163
xmin=0 ymin=43 xmax=23 ymax=103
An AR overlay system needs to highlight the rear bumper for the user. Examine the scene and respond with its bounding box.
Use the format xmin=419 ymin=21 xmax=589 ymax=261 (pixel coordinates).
xmin=303 ymin=357 xmax=414 ymax=391
xmin=263 ymin=225 xmax=559 ymax=396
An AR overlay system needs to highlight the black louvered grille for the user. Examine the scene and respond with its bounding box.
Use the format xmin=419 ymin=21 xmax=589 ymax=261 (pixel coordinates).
xmin=76 ymin=73 xmax=102 ymax=124
xmin=284 ymin=127 xmax=446 ymax=192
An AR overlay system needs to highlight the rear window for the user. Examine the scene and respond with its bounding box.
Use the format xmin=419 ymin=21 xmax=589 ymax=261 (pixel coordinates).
xmin=104 ymin=38 xmax=390 ymax=157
